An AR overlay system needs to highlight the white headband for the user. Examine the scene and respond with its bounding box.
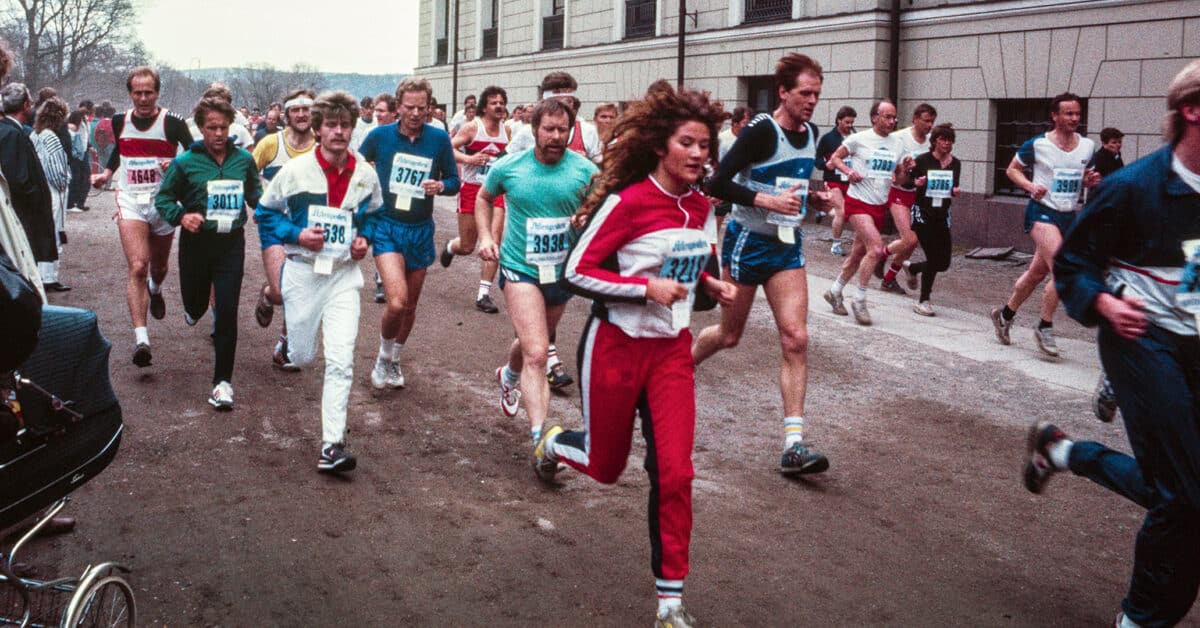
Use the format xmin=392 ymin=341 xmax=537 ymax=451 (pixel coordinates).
xmin=284 ymin=97 xmax=313 ymax=110
xmin=542 ymin=89 xmax=576 ymax=98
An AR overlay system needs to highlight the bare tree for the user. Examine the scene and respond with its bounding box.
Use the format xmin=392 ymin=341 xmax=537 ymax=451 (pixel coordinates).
xmin=226 ymin=63 xmax=326 ymax=111
xmin=7 ymin=0 xmax=138 ymax=90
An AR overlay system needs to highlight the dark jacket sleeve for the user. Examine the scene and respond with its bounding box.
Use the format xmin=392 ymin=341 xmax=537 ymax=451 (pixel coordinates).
xmin=1054 ymin=176 xmax=1126 ymax=328
xmin=708 ymin=119 xmax=777 ymax=207
xmin=0 ymin=124 xmax=56 ymax=262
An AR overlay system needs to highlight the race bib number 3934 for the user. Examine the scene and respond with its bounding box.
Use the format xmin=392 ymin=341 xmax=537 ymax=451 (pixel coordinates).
xmin=525 ymin=217 xmax=572 ymax=267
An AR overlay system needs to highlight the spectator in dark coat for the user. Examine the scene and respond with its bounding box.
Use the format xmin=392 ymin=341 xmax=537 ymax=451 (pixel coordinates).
xmin=0 ymin=83 xmax=56 ymax=264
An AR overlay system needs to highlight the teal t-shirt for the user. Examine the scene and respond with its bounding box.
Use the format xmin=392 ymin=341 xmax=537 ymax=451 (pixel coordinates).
xmin=485 ymin=149 xmax=598 ymax=281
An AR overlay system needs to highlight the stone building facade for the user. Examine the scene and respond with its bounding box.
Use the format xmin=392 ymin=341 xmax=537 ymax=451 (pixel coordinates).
xmin=415 ymin=0 xmax=1198 ymax=248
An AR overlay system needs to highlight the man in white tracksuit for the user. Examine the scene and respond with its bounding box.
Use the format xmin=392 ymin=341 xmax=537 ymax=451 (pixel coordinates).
xmin=255 ymin=90 xmax=383 ymax=473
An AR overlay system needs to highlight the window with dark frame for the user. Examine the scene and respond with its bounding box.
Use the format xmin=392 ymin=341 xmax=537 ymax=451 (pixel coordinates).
xmin=435 ymin=0 xmax=449 ymax=65
xmin=482 ymin=0 xmax=498 ymax=59
xmin=745 ymin=0 xmax=791 ymax=24
xmin=625 ymin=0 xmax=655 ymax=39
xmin=542 ymin=0 xmax=564 ymax=51
xmin=746 ymin=76 xmax=778 ymax=115
xmin=993 ymin=98 xmax=1089 ymax=197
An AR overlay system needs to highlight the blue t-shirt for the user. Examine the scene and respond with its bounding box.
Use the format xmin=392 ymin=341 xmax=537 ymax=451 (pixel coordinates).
xmin=359 ymin=122 xmax=460 ymax=223
xmin=485 ymin=150 xmax=598 ymax=280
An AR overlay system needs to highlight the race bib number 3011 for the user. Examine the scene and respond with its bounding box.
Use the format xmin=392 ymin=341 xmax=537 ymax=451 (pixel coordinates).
xmin=206 ymin=179 xmax=244 ymax=232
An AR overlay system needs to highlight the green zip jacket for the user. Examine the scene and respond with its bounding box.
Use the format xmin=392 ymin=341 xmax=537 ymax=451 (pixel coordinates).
xmin=156 ymin=142 xmax=262 ymax=232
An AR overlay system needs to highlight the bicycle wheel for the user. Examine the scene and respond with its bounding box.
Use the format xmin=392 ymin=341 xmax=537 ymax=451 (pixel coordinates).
xmin=64 ymin=575 xmax=135 ymax=627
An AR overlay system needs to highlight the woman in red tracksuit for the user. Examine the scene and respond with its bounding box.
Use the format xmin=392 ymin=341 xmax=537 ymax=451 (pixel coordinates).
xmin=534 ymin=84 xmax=735 ymax=628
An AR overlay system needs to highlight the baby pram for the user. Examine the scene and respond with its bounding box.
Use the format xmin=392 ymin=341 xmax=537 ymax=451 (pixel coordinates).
xmin=1 ymin=305 xmax=132 ymax=626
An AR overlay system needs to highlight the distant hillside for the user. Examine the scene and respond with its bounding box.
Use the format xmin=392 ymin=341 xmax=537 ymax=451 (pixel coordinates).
xmin=184 ymin=68 xmax=408 ymax=99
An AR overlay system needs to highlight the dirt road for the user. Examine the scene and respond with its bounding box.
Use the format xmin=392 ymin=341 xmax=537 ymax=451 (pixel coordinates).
xmin=18 ymin=193 xmax=1188 ymax=626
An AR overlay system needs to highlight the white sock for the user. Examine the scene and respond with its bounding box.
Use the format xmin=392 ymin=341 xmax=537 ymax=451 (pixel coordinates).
xmin=134 ymin=327 xmax=149 ymax=345
xmin=656 ymin=579 xmax=684 ymax=617
xmin=478 ymin=280 xmax=491 ymax=301
xmin=502 ymin=364 xmax=520 ymax=387
xmin=1048 ymin=438 xmax=1073 ymax=470
xmin=546 ymin=345 xmax=560 ymax=367
xmin=390 ymin=342 xmax=404 ymax=363
xmin=446 ymin=239 xmax=456 ymax=255
xmin=1117 ymin=613 xmax=1141 ymax=628
xmin=830 ymin=276 xmax=846 ymax=295
xmin=147 ymin=277 xmax=161 ymax=295
xmin=379 ymin=336 xmax=395 ymax=361
xmin=853 ymin=285 xmax=867 ymax=302
xmin=784 ymin=416 xmax=804 ymax=446
xmin=531 ymin=425 xmax=541 ymax=446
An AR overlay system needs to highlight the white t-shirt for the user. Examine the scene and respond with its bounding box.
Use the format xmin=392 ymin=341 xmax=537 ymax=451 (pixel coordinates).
xmin=718 ymin=128 xmax=736 ymax=162
xmin=1014 ymin=132 xmax=1096 ymax=212
xmin=507 ymin=119 xmax=603 ymax=163
xmin=842 ymin=129 xmax=905 ymax=206
xmin=1172 ymin=153 xmax=1200 ymax=194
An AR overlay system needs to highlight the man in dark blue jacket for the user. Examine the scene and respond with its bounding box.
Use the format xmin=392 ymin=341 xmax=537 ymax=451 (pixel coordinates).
xmin=1024 ymin=59 xmax=1200 ymax=628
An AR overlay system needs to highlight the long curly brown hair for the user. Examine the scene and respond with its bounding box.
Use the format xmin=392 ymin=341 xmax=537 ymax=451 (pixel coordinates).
xmin=576 ymin=82 xmax=725 ymax=221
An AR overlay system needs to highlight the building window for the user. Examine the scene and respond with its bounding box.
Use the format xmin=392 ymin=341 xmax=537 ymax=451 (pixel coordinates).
xmin=625 ymin=0 xmax=655 ymax=39
xmin=745 ymin=0 xmax=791 ymax=24
xmin=435 ymin=0 xmax=449 ymax=65
xmin=543 ymin=0 xmax=565 ymax=50
xmin=746 ymin=76 xmax=777 ymax=114
xmin=993 ymin=98 xmax=1089 ymax=197
xmin=482 ymin=0 xmax=498 ymax=58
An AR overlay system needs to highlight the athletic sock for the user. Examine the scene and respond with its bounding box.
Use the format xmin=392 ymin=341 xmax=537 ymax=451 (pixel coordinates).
xmin=784 ymin=416 xmax=804 ymax=447
xmin=478 ymin=280 xmax=491 ymax=301
xmin=390 ymin=342 xmax=404 ymax=363
xmin=1038 ymin=319 xmax=1053 ymax=330
xmin=1001 ymin=305 xmax=1016 ymax=321
xmin=546 ymin=345 xmax=560 ymax=367
xmin=446 ymin=239 xmax=456 ymax=255
xmin=830 ymin=276 xmax=846 ymax=296
xmin=1117 ymin=612 xmax=1141 ymax=628
xmin=853 ymin=285 xmax=867 ymax=303
xmin=531 ymin=425 xmax=542 ymax=447
xmin=656 ymin=579 xmax=684 ymax=618
xmin=134 ymin=326 xmax=149 ymax=346
xmin=883 ymin=262 xmax=902 ymax=282
xmin=147 ymin=277 xmax=161 ymax=295
xmin=1048 ymin=438 xmax=1073 ymax=470
xmin=502 ymin=364 xmax=520 ymax=387
xmin=378 ymin=336 xmax=395 ymax=361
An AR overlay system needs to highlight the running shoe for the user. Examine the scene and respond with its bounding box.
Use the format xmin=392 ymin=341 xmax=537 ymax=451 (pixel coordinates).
xmin=476 ymin=294 xmax=499 ymax=314
xmin=655 ymin=606 xmax=697 ymax=628
xmin=1034 ymin=325 xmax=1060 ymax=357
xmin=989 ymin=307 xmax=1013 ymax=345
xmin=823 ymin=290 xmax=847 ymax=316
xmin=496 ymin=366 xmax=521 ymax=417
xmin=902 ymin=260 xmax=919 ymax=290
xmin=546 ymin=362 xmax=573 ymax=389
xmin=1023 ymin=421 xmax=1067 ymax=494
xmin=184 ymin=311 xmax=198 ymax=326
xmin=533 ymin=425 xmax=563 ymax=482
xmin=439 ymin=243 xmax=454 ymax=268
xmin=318 ymin=442 xmax=357 ymax=473
xmin=132 ymin=342 xmax=152 ymax=368
xmin=370 ymin=357 xmax=390 ymax=390
xmin=851 ymin=299 xmax=872 ymax=325
xmin=149 ymin=289 xmax=166 ymax=320
xmin=879 ymin=278 xmax=907 ymax=295
xmin=1093 ymin=374 xmax=1118 ymax=423
xmin=830 ymin=241 xmax=848 ymax=256
xmin=386 ymin=361 xmax=405 ymax=389
xmin=780 ymin=442 xmax=830 ymax=476
xmin=255 ymin=284 xmax=273 ymax=328
xmin=273 ymin=338 xmax=300 ymax=372
xmin=913 ymin=301 xmax=936 ymax=317
xmin=208 ymin=381 xmax=234 ymax=410
xmin=374 ymin=273 xmax=385 ymax=304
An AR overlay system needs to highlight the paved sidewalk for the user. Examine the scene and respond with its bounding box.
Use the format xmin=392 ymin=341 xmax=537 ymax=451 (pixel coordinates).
xmin=804 ymin=273 xmax=1101 ymax=395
